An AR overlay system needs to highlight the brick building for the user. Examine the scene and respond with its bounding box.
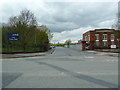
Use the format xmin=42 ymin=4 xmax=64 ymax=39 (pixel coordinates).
xmin=82 ymin=29 xmax=120 ymax=51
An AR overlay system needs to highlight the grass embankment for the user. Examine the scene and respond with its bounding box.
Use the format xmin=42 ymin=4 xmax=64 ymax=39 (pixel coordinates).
xmin=113 ymin=49 xmax=120 ymax=52
xmin=2 ymin=47 xmax=44 ymax=53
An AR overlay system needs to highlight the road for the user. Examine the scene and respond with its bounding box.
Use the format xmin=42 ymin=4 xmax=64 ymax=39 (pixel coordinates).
xmin=2 ymin=47 xmax=118 ymax=88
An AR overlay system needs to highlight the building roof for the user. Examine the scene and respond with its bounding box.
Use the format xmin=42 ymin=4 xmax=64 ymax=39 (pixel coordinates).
xmin=83 ymin=29 xmax=116 ymax=35
xmin=95 ymin=29 xmax=115 ymax=31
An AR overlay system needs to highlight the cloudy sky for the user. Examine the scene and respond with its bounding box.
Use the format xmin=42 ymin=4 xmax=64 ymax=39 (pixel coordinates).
xmin=1 ymin=0 xmax=119 ymax=43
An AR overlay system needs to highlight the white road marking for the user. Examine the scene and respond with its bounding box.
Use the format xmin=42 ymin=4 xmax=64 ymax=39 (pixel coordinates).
xmin=84 ymin=57 xmax=94 ymax=58
xmin=76 ymin=72 xmax=118 ymax=75
xmin=106 ymin=60 xmax=118 ymax=62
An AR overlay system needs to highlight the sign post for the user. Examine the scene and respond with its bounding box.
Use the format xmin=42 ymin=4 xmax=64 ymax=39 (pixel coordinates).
xmin=111 ymin=45 xmax=116 ymax=49
xmin=8 ymin=33 xmax=19 ymax=41
xmin=8 ymin=33 xmax=19 ymax=52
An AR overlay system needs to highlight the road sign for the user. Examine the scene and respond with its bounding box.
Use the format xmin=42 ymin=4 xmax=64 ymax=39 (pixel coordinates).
xmin=111 ymin=45 xmax=116 ymax=49
xmin=8 ymin=33 xmax=19 ymax=41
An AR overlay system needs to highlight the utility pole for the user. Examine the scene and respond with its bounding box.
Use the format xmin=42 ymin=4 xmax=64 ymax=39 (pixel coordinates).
xmin=118 ymin=1 xmax=120 ymax=30
xmin=118 ymin=1 xmax=120 ymax=51
xmin=118 ymin=2 xmax=120 ymax=86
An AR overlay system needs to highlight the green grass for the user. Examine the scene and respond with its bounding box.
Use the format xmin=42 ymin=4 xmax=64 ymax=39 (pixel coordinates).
xmin=3 ymin=47 xmax=24 ymax=53
xmin=0 ymin=48 xmax=2 ymax=53
xmin=2 ymin=47 xmax=45 ymax=53
xmin=113 ymin=49 xmax=120 ymax=52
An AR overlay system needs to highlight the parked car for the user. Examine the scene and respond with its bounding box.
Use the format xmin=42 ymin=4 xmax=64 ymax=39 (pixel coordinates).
xmin=49 ymin=46 xmax=55 ymax=50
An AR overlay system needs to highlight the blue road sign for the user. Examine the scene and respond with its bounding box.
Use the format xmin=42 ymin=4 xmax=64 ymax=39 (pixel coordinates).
xmin=8 ymin=33 xmax=19 ymax=41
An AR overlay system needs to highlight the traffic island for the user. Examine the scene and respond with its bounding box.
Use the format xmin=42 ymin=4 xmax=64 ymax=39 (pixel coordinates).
xmin=2 ymin=53 xmax=46 ymax=59
xmin=85 ymin=50 xmax=119 ymax=57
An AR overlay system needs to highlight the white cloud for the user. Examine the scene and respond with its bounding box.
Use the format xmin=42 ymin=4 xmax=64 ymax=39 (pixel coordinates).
xmin=1 ymin=0 xmax=119 ymax=3
xmin=1 ymin=0 xmax=45 ymax=23
xmin=97 ymin=19 xmax=115 ymax=28
xmin=50 ymin=0 xmax=119 ymax=2
xmin=1 ymin=1 xmax=118 ymax=43
xmin=51 ymin=18 xmax=116 ymax=43
xmin=51 ymin=26 xmax=95 ymax=43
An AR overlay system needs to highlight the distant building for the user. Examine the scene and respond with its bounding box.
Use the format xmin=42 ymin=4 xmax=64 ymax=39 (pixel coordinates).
xmin=78 ymin=40 xmax=82 ymax=43
xmin=82 ymin=29 xmax=120 ymax=51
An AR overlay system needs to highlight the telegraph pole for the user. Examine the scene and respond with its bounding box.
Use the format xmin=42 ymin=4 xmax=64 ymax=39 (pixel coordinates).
xmin=118 ymin=1 xmax=120 ymax=51
xmin=118 ymin=1 xmax=120 ymax=30
xmin=118 ymin=1 xmax=120 ymax=90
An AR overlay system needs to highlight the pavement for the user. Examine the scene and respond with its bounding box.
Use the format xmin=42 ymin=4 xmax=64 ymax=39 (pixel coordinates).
xmin=69 ymin=48 xmax=119 ymax=57
xmin=84 ymin=50 xmax=119 ymax=57
xmin=2 ymin=48 xmax=55 ymax=59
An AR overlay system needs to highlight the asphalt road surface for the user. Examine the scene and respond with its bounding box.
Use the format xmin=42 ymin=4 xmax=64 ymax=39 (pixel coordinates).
xmin=2 ymin=47 xmax=118 ymax=88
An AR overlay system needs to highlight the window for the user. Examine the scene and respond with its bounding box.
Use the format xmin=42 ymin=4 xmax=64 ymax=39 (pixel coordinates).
xmin=85 ymin=36 xmax=87 ymax=41
xmin=111 ymin=34 xmax=114 ymax=40
xmin=88 ymin=35 xmax=90 ymax=41
xmin=96 ymin=41 xmax=99 ymax=46
xmin=95 ymin=34 xmax=99 ymax=40
xmin=102 ymin=41 xmax=107 ymax=46
xmin=102 ymin=35 xmax=107 ymax=40
xmin=85 ymin=35 xmax=90 ymax=41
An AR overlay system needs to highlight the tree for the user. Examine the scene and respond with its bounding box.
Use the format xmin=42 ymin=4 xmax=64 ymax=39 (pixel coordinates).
xmin=2 ymin=9 xmax=53 ymax=52
xmin=35 ymin=28 xmax=49 ymax=45
xmin=111 ymin=1 xmax=120 ymax=41
xmin=65 ymin=39 xmax=71 ymax=48
xmin=9 ymin=9 xmax=37 ymax=27
xmin=112 ymin=1 xmax=120 ymax=30
xmin=7 ymin=9 xmax=37 ymax=51
xmin=112 ymin=22 xmax=118 ymax=30
xmin=39 ymin=25 xmax=53 ymax=41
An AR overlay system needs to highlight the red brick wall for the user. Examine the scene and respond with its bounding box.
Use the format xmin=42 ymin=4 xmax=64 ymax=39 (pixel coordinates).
xmin=99 ymin=33 xmax=102 ymax=47
xmin=82 ymin=29 xmax=120 ymax=50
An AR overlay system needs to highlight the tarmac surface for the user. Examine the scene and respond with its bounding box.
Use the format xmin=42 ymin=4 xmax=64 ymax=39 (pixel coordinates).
xmin=2 ymin=47 xmax=118 ymax=88
xmin=2 ymin=48 xmax=119 ymax=59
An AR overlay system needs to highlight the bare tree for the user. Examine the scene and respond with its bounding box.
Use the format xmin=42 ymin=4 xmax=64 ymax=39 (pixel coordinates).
xmin=9 ymin=9 xmax=37 ymax=27
xmin=112 ymin=1 xmax=120 ymax=30
xmin=18 ymin=9 xmax=37 ymax=26
xmin=9 ymin=16 xmax=19 ymax=26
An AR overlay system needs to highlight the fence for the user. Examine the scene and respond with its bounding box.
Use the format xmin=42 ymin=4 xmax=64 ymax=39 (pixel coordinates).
xmin=64 ymin=44 xmax=82 ymax=51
